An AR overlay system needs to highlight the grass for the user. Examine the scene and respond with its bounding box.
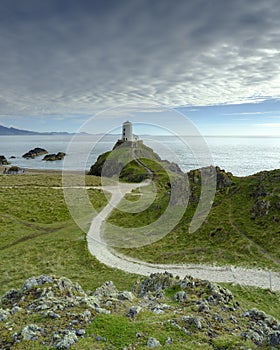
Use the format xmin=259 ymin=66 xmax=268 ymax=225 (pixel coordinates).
xmin=0 ymin=171 xmax=280 ymax=349
xmin=109 ymin=170 xmax=280 ymax=271
xmin=0 ymin=173 xmax=137 ymax=296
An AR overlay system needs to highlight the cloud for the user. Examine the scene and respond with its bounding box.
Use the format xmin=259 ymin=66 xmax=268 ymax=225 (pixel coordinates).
xmin=0 ymin=0 xmax=280 ymax=120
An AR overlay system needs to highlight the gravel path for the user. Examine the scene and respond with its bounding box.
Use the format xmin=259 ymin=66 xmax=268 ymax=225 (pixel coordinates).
xmin=87 ymin=182 xmax=280 ymax=291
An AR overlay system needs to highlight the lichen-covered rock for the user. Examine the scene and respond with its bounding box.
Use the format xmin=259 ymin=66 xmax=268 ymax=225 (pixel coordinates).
xmin=174 ymin=290 xmax=187 ymax=302
xmin=241 ymin=329 xmax=263 ymax=345
xmin=0 ymin=308 xmax=10 ymax=322
xmin=94 ymin=281 xmax=119 ymax=299
xmin=132 ymin=272 xmax=178 ymax=297
xmin=181 ymin=316 xmax=203 ymax=330
xmin=82 ymin=295 xmax=100 ymax=309
xmin=56 ymin=277 xmax=85 ymax=297
xmin=53 ymin=330 xmax=78 ymax=349
xmin=118 ymin=291 xmax=134 ymax=301
xmin=206 ymin=282 xmax=234 ymax=305
xmin=21 ymin=324 xmax=41 ymax=340
xmin=147 ymin=337 xmax=161 ymax=348
xmin=0 ymin=273 xmax=279 ymax=349
xmin=22 ymin=275 xmax=54 ymax=292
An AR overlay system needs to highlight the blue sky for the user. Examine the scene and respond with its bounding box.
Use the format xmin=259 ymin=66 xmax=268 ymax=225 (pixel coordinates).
xmin=0 ymin=0 xmax=280 ymax=136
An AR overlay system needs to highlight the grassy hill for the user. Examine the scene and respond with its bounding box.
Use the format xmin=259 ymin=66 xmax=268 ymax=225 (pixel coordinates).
xmin=87 ymin=139 xmax=280 ymax=270
xmin=107 ymin=165 xmax=280 ymax=270
xmin=0 ymin=170 xmax=280 ymax=349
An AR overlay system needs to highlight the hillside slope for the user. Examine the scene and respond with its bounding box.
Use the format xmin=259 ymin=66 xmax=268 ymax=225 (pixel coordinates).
xmin=113 ymin=168 xmax=280 ymax=270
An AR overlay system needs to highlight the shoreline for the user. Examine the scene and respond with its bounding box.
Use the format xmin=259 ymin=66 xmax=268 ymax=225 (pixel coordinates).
xmin=0 ymin=165 xmax=86 ymax=175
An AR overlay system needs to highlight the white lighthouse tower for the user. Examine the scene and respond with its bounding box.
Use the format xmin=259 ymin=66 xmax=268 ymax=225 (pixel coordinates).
xmin=122 ymin=121 xmax=134 ymax=141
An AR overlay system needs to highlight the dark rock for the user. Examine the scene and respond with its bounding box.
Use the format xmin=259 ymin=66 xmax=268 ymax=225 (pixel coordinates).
xmin=43 ymin=152 xmax=66 ymax=161
xmin=76 ymin=329 xmax=85 ymax=336
xmin=1 ymin=289 xmax=22 ymax=307
xmin=215 ymin=166 xmax=233 ymax=189
xmin=0 ymin=155 xmax=10 ymax=165
xmin=127 ymin=306 xmax=141 ymax=318
xmin=22 ymin=147 xmax=48 ymax=158
xmin=267 ymin=331 xmax=280 ymax=346
xmin=188 ymin=166 xmax=233 ymax=190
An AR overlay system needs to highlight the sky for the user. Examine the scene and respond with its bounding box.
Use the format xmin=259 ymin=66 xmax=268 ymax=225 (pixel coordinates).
xmin=0 ymin=0 xmax=280 ymax=135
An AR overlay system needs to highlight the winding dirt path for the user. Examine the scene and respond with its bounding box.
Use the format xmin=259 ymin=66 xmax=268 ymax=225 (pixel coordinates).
xmin=87 ymin=182 xmax=280 ymax=291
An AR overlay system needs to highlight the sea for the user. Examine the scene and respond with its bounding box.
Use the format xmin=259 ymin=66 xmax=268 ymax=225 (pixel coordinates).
xmin=0 ymin=135 xmax=280 ymax=177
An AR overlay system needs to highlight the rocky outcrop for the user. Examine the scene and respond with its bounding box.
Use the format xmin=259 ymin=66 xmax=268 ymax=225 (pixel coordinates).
xmin=22 ymin=147 xmax=48 ymax=158
xmin=188 ymin=166 xmax=233 ymax=190
xmin=43 ymin=152 xmax=66 ymax=161
xmin=0 ymin=273 xmax=279 ymax=349
xmin=88 ymin=140 xmax=184 ymax=183
xmin=0 ymin=155 xmax=10 ymax=165
xmin=249 ymin=169 xmax=280 ymax=219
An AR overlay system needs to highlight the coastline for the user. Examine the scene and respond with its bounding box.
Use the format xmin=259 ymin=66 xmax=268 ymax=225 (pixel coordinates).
xmin=0 ymin=165 xmax=85 ymax=175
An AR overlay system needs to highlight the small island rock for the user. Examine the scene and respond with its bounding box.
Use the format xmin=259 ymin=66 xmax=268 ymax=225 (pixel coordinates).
xmin=22 ymin=148 xmax=48 ymax=159
xmin=42 ymin=152 xmax=66 ymax=161
xmin=0 ymin=155 xmax=10 ymax=165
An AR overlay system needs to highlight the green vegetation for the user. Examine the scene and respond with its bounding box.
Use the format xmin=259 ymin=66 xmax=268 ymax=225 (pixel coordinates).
xmin=108 ymin=168 xmax=280 ymax=271
xmin=1 ymin=169 xmax=280 ymax=349
xmin=1 ymin=272 xmax=279 ymax=349
xmin=0 ymin=173 xmax=137 ymax=296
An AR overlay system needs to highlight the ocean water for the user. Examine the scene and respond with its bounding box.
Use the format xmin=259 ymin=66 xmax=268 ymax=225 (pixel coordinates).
xmin=0 ymin=134 xmax=279 ymax=176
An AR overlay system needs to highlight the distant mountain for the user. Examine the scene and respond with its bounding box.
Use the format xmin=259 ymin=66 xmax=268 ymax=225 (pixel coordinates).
xmin=0 ymin=125 xmax=37 ymax=135
xmin=0 ymin=124 xmax=87 ymax=135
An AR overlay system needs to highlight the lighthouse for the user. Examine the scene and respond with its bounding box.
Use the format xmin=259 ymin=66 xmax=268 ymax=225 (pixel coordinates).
xmin=122 ymin=121 xmax=134 ymax=141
